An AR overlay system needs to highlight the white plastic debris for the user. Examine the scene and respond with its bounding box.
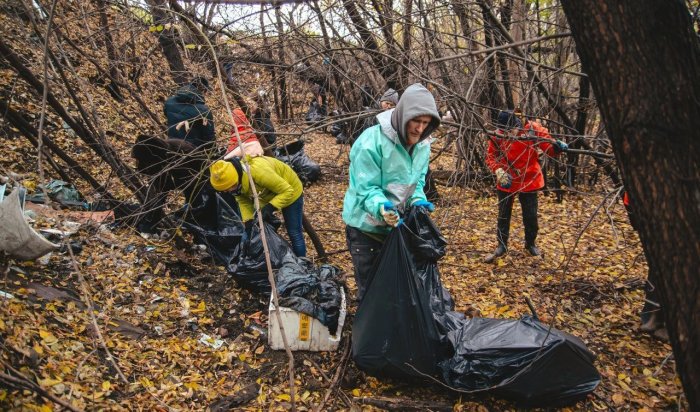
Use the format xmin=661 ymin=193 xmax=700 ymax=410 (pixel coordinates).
xmin=198 ymin=333 xmax=224 ymax=349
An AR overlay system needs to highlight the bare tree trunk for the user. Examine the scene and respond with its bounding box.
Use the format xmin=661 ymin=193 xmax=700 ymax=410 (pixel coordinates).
xmin=148 ymin=0 xmax=187 ymax=86
xmin=274 ymin=6 xmax=290 ymax=121
xmin=0 ymin=38 xmax=146 ymax=202
xmin=561 ymin=1 xmax=700 ymax=409
xmin=95 ymin=0 xmax=123 ymax=101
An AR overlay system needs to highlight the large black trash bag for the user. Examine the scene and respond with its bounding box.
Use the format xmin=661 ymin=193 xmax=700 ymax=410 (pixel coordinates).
xmin=229 ymin=220 xmax=297 ymax=293
xmin=274 ymin=140 xmax=321 ymax=184
xmin=329 ymin=110 xmax=350 ymax=144
xmin=352 ymin=224 xmax=441 ymax=378
xmin=276 ymin=261 xmax=344 ymax=334
xmin=403 ymin=207 xmax=465 ymax=342
xmin=305 ymin=100 xmax=326 ymax=125
xmin=439 ymin=316 xmax=601 ymax=406
xmin=179 ymin=186 xmax=245 ymax=269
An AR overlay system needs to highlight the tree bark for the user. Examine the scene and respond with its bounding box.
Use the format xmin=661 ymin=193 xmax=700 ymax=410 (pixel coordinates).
xmin=95 ymin=0 xmax=124 ymax=101
xmin=148 ymin=0 xmax=188 ymax=86
xmin=560 ymin=1 xmax=700 ymax=409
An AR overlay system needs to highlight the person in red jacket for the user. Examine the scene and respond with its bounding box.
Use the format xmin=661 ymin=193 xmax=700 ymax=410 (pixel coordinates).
xmin=484 ymin=110 xmax=568 ymax=263
xmin=224 ymin=108 xmax=266 ymax=159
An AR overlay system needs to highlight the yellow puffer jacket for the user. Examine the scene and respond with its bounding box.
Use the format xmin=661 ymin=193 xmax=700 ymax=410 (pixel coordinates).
xmin=237 ymin=156 xmax=303 ymax=221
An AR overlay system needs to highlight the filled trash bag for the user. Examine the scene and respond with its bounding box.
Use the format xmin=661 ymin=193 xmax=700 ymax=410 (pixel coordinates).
xmin=305 ymin=100 xmax=326 ymax=125
xmin=274 ymin=140 xmax=321 ymax=184
xmin=229 ymin=220 xmax=297 ymax=293
xmin=402 ymin=207 xmax=465 ymax=342
xmin=439 ymin=316 xmax=601 ymax=406
xmin=352 ymin=221 xmax=441 ymax=378
xmin=276 ymin=261 xmax=344 ymax=334
xmin=178 ymin=186 xmax=244 ymax=270
xmin=329 ymin=110 xmax=350 ymax=144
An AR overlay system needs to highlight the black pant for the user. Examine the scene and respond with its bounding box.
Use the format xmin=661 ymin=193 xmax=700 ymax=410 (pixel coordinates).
xmin=346 ymin=225 xmax=384 ymax=301
xmin=496 ymin=190 xmax=539 ymax=248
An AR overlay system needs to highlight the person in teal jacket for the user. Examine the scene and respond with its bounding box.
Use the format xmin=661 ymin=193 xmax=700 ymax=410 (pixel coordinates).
xmin=342 ymin=83 xmax=441 ymax=300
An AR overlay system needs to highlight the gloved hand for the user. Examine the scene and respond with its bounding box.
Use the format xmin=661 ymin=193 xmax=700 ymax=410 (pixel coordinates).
xmin=554 ymin=140 xmax=569 ymax=152
xmin=412 ymin=199 xmax=435 ymax=212
xmin=380 ymin=201 xmax=402 ymax=227
xmin=495 ymin=168 xmax=512 ymax=189
xmin=261 ymin=203 xmax=276 ymax=222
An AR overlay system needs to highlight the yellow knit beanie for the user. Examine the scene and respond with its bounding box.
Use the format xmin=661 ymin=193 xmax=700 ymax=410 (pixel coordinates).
xmin=210 ymin=160 xmax=239 ymax=191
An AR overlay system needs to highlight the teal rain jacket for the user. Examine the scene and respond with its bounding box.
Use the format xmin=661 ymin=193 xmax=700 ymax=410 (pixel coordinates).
xmin=342 ymin=83 xmax=440 ymax=235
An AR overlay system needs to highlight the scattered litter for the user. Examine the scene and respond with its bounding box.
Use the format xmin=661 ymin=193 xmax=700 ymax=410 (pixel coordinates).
xmin=37 ymin=253 xmax=52 ymax=266
xmin=0 ymin=290 xmax=15 ymax=299
xmin=199 ymin=334 xmax=224 ymax=349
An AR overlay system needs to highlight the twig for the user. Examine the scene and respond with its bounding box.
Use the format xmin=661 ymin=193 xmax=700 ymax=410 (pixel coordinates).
xmin=430 ymin=32 xmax=572 ymax=63
xmin=35 ymin=0 xmax=58 ymax=194
xmin=65 ymin=244 xmax=129 ymax=385
xmin=314 ymin=337 xmax=351 ymax=412
xmin=1 ymin=365 xmax=82 ymax=412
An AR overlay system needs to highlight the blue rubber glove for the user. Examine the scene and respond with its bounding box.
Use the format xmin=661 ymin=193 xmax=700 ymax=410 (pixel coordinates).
xmin=380 ymin=201 xmax=402 ymax=227
xmin=554 ymin=140 xmax=569 ymax=152
xmin=412 ymin=199 xmax=435 ymax=212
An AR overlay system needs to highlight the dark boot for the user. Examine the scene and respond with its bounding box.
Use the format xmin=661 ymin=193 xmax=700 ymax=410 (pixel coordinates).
xmin=525 ymin=244 xmax=541 ymax=257
xmin=640 ymin=311 xmax=663 ymax=333
xmin=484 ymin=244 xmax=507 ymax=263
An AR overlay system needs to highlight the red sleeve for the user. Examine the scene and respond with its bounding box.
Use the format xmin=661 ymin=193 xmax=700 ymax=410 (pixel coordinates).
xmin=529 ymin=122 xmax=557 ymax=156
xmin=486 ymin=138 xmax=501 ymax=172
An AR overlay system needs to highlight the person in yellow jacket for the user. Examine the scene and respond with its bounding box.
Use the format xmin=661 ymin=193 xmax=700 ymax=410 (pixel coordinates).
xmin=209 ymin=156 xmax=306 ymax=257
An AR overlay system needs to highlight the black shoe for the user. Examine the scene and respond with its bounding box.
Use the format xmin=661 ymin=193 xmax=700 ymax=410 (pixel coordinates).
xmin=525 ymin=244 xmax=541 ymax=257
xmin=484 ymin=244 xmax=507 ymax=263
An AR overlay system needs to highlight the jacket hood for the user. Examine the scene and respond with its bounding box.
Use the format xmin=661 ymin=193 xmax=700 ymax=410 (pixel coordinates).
xmin=173 ymin=84 xmax=206 ymax=105
xmin=390 ymin=83 xmax=440 ymax=146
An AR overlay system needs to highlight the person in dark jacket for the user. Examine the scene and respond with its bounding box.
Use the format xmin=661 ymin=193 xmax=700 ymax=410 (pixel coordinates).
xmin=164 ymin=77 xmax=216 ymax=148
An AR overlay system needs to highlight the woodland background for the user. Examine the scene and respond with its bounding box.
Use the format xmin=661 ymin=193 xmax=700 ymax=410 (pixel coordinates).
xmin=1 ymin=0 xmax=698 ymax=410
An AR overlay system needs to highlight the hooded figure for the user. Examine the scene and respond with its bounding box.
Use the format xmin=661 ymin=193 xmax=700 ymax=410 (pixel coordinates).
xmin=379 ymin=88 xmax=399 ymax=109
xmin=164 ymin=78 xmax=216 ymax=148
xmin=342 ymin=83 xmax=440 ymax=300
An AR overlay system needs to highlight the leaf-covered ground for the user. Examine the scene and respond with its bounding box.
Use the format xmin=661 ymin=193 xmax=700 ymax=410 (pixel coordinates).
xmin=0 ymin=4 xmax=687 ymax=410
xmin=0 ymin=131 xmax=685 ymax=411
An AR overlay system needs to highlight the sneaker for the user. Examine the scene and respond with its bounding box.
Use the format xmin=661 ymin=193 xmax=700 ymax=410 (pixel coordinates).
xmin=484 ymin=244 xmax=507 ymax=263
xmin=525 ymin=244 xmax=541 ymax=257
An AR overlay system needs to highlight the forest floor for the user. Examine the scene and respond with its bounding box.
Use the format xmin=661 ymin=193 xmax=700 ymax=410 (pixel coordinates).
xmin=0 ymin=128 xmax=687 ymax=411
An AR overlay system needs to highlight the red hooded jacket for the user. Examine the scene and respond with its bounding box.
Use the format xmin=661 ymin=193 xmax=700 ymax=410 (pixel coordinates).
xmin=486 ymin=121 xmax=557 ymax=193
xmin=227 ymin=108 xmax=260 ymax=153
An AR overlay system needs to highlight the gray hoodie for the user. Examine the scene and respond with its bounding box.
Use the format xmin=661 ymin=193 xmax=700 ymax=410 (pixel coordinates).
xmin=390 ymin=83 xmax=441 ymax=146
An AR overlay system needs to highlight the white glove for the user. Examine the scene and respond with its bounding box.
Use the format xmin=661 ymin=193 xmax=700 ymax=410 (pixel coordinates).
xmin=495 ymin=168 xmax=512 ymax=188
xmin=175 ymin=120 xmax=190 ymax=132
xmin=380 ymin=203 xmax=401 ymax=227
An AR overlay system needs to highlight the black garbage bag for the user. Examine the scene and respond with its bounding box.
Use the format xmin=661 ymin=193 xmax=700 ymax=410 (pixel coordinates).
xmin=276 ymin=261 xmax=344 ymax=334
xmin=352 ymin=222 xmax=441 ymax=378
xmin=402 ymin=207 xmax=465 ymax=343
xmin=305 ymin=100 xmax=326 ymax=125
xmin=229 ymin=220 xmax=297 ymax=293
xmin=439 ymin=316 xmax=601 ymax=406
xmin=179 ymin=186 xmax=244 ymax=269
xmin=252 ymin=108 xmax=277 ymax=146
xmin=275 ymin=140 xmax=321 ymax=184
xmin=329 ymin=111 xmax=350 ymax=144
